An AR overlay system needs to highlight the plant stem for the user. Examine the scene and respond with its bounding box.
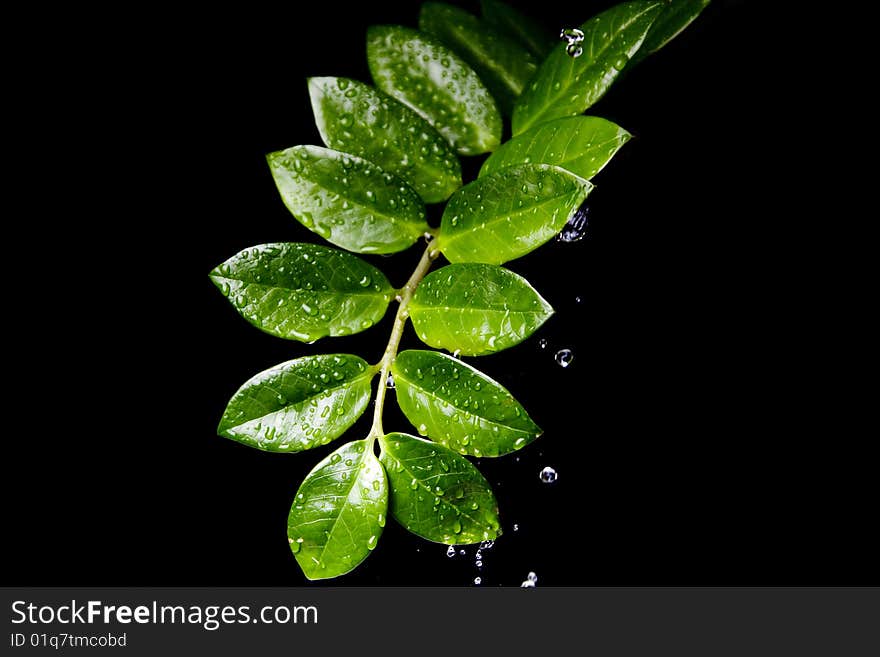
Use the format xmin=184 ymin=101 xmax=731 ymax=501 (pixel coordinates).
xmin=370 ymin=240 xmax=438 ymax=439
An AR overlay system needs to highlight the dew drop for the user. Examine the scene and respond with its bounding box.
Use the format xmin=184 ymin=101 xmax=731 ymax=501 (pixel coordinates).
xmin=557 ymin=203 xmax=589 ymax=242
xmin=539 ymin=466 xmax=558 ymax=483
xmin=367 ymin=535 xmax=378 ymax=550
xmin=554 ymin=349 xmax=574 ymax=368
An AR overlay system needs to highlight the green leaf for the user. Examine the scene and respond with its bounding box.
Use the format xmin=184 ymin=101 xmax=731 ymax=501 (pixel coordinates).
xmin=480 ymin=116 xmax=630 ymax=181
xmin=392 ymin=350 xmax=541 ymax=457
xmin=308 ymin=77 xmax=461 ymax=204
xmin=367 ymin=25 xmax=502 ymax=156
xmin=631 ymin=0 xmax=711 ymax=65
xmin=210 ymin=242 xmax=394 ymax=342
xmin=436 ymin=164 xmax=592 ymax=265
xmin=218 ymin=354 xmax=374 ymax=453
xmin=267 ymin=145 xmax=428 ymax=254
xmin=409 ymin=263 xmax=553 ymax=356
xmin=379 ymin=432 xmax=500 ymax=544
xmin=512 ymin=1 xmax=665 ymax=135
xmin=288 ymin=439 xmax=387 ymax=580
xmin=418 ymin=2 xmax=538 ymax=116
xmin=480 ymin=0 xmax=554 ymax=58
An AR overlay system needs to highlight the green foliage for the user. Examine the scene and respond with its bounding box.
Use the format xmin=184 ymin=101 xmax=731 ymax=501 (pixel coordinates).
xmin=419 ymin=2 xmax=537 ymax=115
xmin=513 ymin=1 xmax=665 ymax=134
xmin=210 ymin=0 xmax=708 ymax=580
xmin=367 ymin=25 xmax=502 ymax=155
xmin=409 ymin=263 xmax=553 ymax=355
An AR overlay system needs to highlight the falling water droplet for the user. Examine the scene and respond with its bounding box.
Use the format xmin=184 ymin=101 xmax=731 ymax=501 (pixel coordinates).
xmin=474 ymin=577 xmax=482 ymax=585
xmin=451 ymin=349 xmax=461 ymax=359
xmin=557 ymin=204 xmax=589 ymax=242
xmin=513 ymin=523 xmax=519 ymax=532
xmin=528 ymin=571 xmax=538 ymax=583
xmin=575 ymin=296 xmax=583 ymax=304
xmin=446 ymin=545 xmax=456 ymax=557
xmin=540 ymin=466 xmax=558 ymax=483
xmin=521 ymin=580 xmax=535 ymax=588
xmin=476 ymin=560 xmax=483 ymax=568
xmin=554 ymin=349 xmax=573 ymax=368
xmin=538 ymin=338 xmax=548 ymax=350
xmin=386 ymin=372 xmax=395 ymax=388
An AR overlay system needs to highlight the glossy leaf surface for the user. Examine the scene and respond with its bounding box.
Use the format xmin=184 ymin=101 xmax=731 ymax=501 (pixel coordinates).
xmin=367 ymin=25 xmax=502 ymax=156
xmin=393 ymin=350 xmax=540 ymax=457
xmin=309 ymin=76 xmax=461 ymax=203
xmin=379 ymin=432 xmax=500 ymax=544
xmin=419 ymin=2 xmax=537 ymax=115
xmin=218 ymin=354 xmax=373 ymax=453
xmin=512 ymin=1 xmax=664 ymax=134
xmin=409 ymin=263 xmax=553 ymax=356
xmin=480 ymin=0 xmax=554 ymax=57
xmin=480 ymin=116 xmax=630 ymax=181
xmin=210 ymin=242 xmax=394 ymax=342
xmin=631 ymin=0 xmax=711 ymax=64
xmin=288 ymin=440 xmax=387 ymax=579
xmin=437 ymin=164 xmax=592 ymax=265
xmin=267 ymin=145 xmax=427 ymax=254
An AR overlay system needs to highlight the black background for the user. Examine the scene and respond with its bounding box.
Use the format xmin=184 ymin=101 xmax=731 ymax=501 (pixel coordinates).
xmin=6 ymin=1 xmax=874 ymax=586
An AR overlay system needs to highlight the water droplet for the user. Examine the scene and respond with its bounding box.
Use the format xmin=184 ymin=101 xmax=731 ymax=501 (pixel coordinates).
xmin=566 ymin=43 xmax=583 ymax=58
xmin=476 ymin=560 xmax=483 ymax=567
xmin=474 ymin=577 xmax=482 ymax=585
xmin=554 ymin=349 xmax=574 ymax=368
xmin=386 ymin=372 xmax=395 ymax=388
xmin=446 ymin=545 xmax=456 ymax=557
xmin=378 ymin=512 xmax=386 ymax=527
xmin=367 ymin=535 xmax=378 ymax=550
xmin=557 ymin=204 xmax=589 ymax=242
xmin=613 ymin=55 xmax=628 ymax=70
xmin=521 ymin=580 xmax=535 ymax=588
xmin=538 ymin=338 xmax=548 ymax=350
xmin=540 ymin=466 xmax=558 ymax=483
xmin=358 ymin=275 xmax=371 ymax=287
xmin=452 ymin=519 xmax=462 ymax=534
xmin=289 ymin=538 xmax=302 ymax=553
xmin=460 ymin=549 xmax=466 ymax=556
xmin=528 ymin=571 xmax=538 ymax=583
xmin=513 ymin=523 xmax=519 ymax=532
xmin=330 ymin=453 xmax=341 ymax=463
xmin=480 ymin=540 xmax=495 ymax=550
xmin=575 ymin=295 xmax=583 ymax=304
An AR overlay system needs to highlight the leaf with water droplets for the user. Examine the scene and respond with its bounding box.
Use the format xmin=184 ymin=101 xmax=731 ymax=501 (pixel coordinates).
xmin=436 ymin=164 xmax=592 ymax=265
xmin=379 ymin=432 xmax=500 ymax=544
xmin=267 ymin=145 xmax=428 ymax=254
xmin=288 ymin=439 xmax=387 ymax=580
xmin=409 ymin=264 xmax=553 ymax=356
xmin=630 ymin=0 xmax=711 ymax=66
xmin=480 ymin=116 xmax=630 ymax=181
xmin=419 ymin=2 xmax=537 ymax=115
xmin=210 ymin=242 xmax=394 ymax=342
xmin=367 ymin=25 xmax=502 ymax=156
xmin=309 ymin=77 xmax=461 ymax=203
xmin=392 ymin=350 xmax=541 ymax=457
xmin=218 ymin=354 xmax=373 ymax=453
xmin=512 ymin=1 xmax=665 ymax=134
xmin=480 ymin=0 xmax=554 ymax=58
